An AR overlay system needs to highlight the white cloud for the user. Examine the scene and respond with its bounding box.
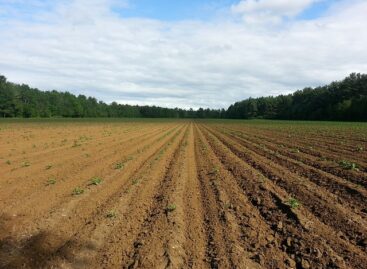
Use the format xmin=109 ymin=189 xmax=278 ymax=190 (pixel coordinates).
xmin=231 ymin=0 xmax=321 ymax=24
xmin=0 ymin=0 xmax=366 ymax=109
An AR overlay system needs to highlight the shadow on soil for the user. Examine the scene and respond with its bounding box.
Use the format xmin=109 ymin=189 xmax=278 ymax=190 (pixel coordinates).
xmin=0 ymin=218 xmax=76 ymax=269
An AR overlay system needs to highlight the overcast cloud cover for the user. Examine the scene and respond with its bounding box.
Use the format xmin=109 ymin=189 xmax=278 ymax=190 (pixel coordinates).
xmin=0 ymin=0 xmax=366 ymax=109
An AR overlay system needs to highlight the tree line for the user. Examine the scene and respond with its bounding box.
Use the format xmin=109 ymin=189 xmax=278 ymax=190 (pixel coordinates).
xmin=0 ymin=75 xmax=224 ymax=119
xmin=0 ymin=73 xmax=366 ymax=120
xmin=226 ymin=73 xmax=367 ymax=121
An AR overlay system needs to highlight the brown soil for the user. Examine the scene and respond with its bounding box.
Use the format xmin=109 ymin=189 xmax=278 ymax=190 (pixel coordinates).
xmin=0 ymin=120 xmax=366 ymax=269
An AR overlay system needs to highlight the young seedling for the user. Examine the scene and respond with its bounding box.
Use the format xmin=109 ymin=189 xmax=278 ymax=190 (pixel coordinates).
xmin=90 ymin=177 xmax=102 ymax=185
xmin=356 ymin=146 xmax=364 ymax=152
xmin=339 ymin=160 xmax=358 ymax=170
xmin=45 ymin=164 xmax=52 ymax=170
xmin=72 ymin=140 xmax=81 ymax=148
xmin=22 ymin=161 xmax=30 ymax=167
xmin=46 ymin=178 xmax=56 ymax=186
xmin=288 ymin=198 xmax=300 ymax=209
xmin=166 ymin=204 xmax=176 ymax=213
xmin=106 ymin=210 xmax=117 ymax=218
xmin=132 ymin=179 xmax=139 ymax=185
xmin=72 ymin=187 xmax=84 ymax=195
xmin=210 ymin=166 xmax=219 ymax=175
xmin=115 ymin=162 xmax=124 ymax=170
xmin=5 ymin=160 xmax=11 ymax=165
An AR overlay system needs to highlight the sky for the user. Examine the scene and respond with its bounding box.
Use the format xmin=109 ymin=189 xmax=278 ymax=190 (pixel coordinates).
xmin=0 ymin=0 xmax=366 ymax=109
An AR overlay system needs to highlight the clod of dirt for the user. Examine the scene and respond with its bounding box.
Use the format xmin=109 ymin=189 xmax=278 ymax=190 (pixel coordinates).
xmin=266 ymin=235 xmax=274 ymax=243
xmin=285 ymin=258 xmax=296 ymax=268
xmin=301 ymin=258 xmax=311 ymax=269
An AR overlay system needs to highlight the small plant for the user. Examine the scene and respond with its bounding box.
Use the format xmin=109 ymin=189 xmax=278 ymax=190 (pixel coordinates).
xmin=106 ymin=210 xmax=117 ymax=218
xmin=210 ymin=166 xmax=219 ymax=175
xmin=288 ymin=198 xmax=300 ymax=209
xmin=72 ymin=140 xmax=81 ymax=147
xmin=132 ymin=179 xmax=139 ymax=185
xmin=90 ymin=177 xmax=102 ymax=185
xmin=45 ymin=164 xmax=52 ymax=170
xmin=115 ymin=162 xmax=124 ymax=170
xmin=22 ymin=161 xmax=30 ymax=167
xmin=72 ymin=187 xmax=84 ymax=195
xmin=5 ymin=160 xmax=11 ymax=165
xmin=166 ymin=204 xmax=176 ymax=213
xmin=46 ymin=178 xmax=56 ymax=186
xmin=356 ymin=146 xmax=364 ymax=152
xmin=339 ymin=160 xmax=358 ymax=170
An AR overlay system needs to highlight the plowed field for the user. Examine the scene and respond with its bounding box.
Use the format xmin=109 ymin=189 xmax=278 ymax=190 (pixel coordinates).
xmin=0 ymin=119 xmax=366 ymax=269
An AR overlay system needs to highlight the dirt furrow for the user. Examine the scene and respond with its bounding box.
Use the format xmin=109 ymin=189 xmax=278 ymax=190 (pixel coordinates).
xmin=220 ymin=127 xmax=367 ymax=214
xmin=202 ymin=125 xmax=367 ymax=249
xmin=0 ymin=125 xmax=174 ymax=206
xmin=0 ymin=125 xmax=186 ymax=268
xmin=195 ymin=125 xmax=287 ymax=268
xmin=0 ymin=124 xmax=180 ymax=224
xmin=198 ymin=124 xmax=367 ymax=269
xmin=220 ymin=125 xmax=367 ymax=174
xmin=91 ymin=125 xmax=190 ymax=269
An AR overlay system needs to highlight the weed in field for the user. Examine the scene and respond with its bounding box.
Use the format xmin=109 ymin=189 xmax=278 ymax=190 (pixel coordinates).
xmin=356 ymin=146 xmax=364 ymax=152
xmin=291 ymin=148 xmax=300 ymax=153
xmin=106 ymin=210 xmax=117 ymax=218
xmin=72 ymin=140 xmax=81 ymax=147
xmin=46 ymin=178 xmax=56 ymax=186
xmin=5 ymin=160 xmax=11 ymax=165
xmin=72 ymin=187 xmax=84 ymax=195
xmin=45 ymin=164 xmax=52 ymax=170
xmin=339 ymin=160 xmax=358 ymax=170
xmin=124 ymin=188 xmax=130 ymax=194
xmin=90 ymin=177 xmax=102 ymax=185
xmin=210 ymin=166 xmax=219 ymax=175
xmin=115 ymin=162 xmax=124 ymax=170
xmin=288 ymin=198 xmax=300 ymax=209
xmin=132 ymin=179 xmax=139 ymax=185
xmin=166 ymin=204 xmax=176 ymax=213
xmin=22 ymin=161 xmax=30 ymax=167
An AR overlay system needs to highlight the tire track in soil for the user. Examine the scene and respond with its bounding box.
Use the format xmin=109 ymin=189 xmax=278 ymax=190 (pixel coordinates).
xmin=198 ymin=124 xmax=367 ymax=269
xmin=0 ymin=124 xmax=185 ymax=269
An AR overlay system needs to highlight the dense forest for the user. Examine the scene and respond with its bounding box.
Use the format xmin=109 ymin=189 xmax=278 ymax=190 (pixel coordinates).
xmin=0 ymin=73 xmax=366 ymax=121
xmin=227 ymin=73 xmax=367 ymax=121
xmin=0 ymin=75 xmax=224 ymax=119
